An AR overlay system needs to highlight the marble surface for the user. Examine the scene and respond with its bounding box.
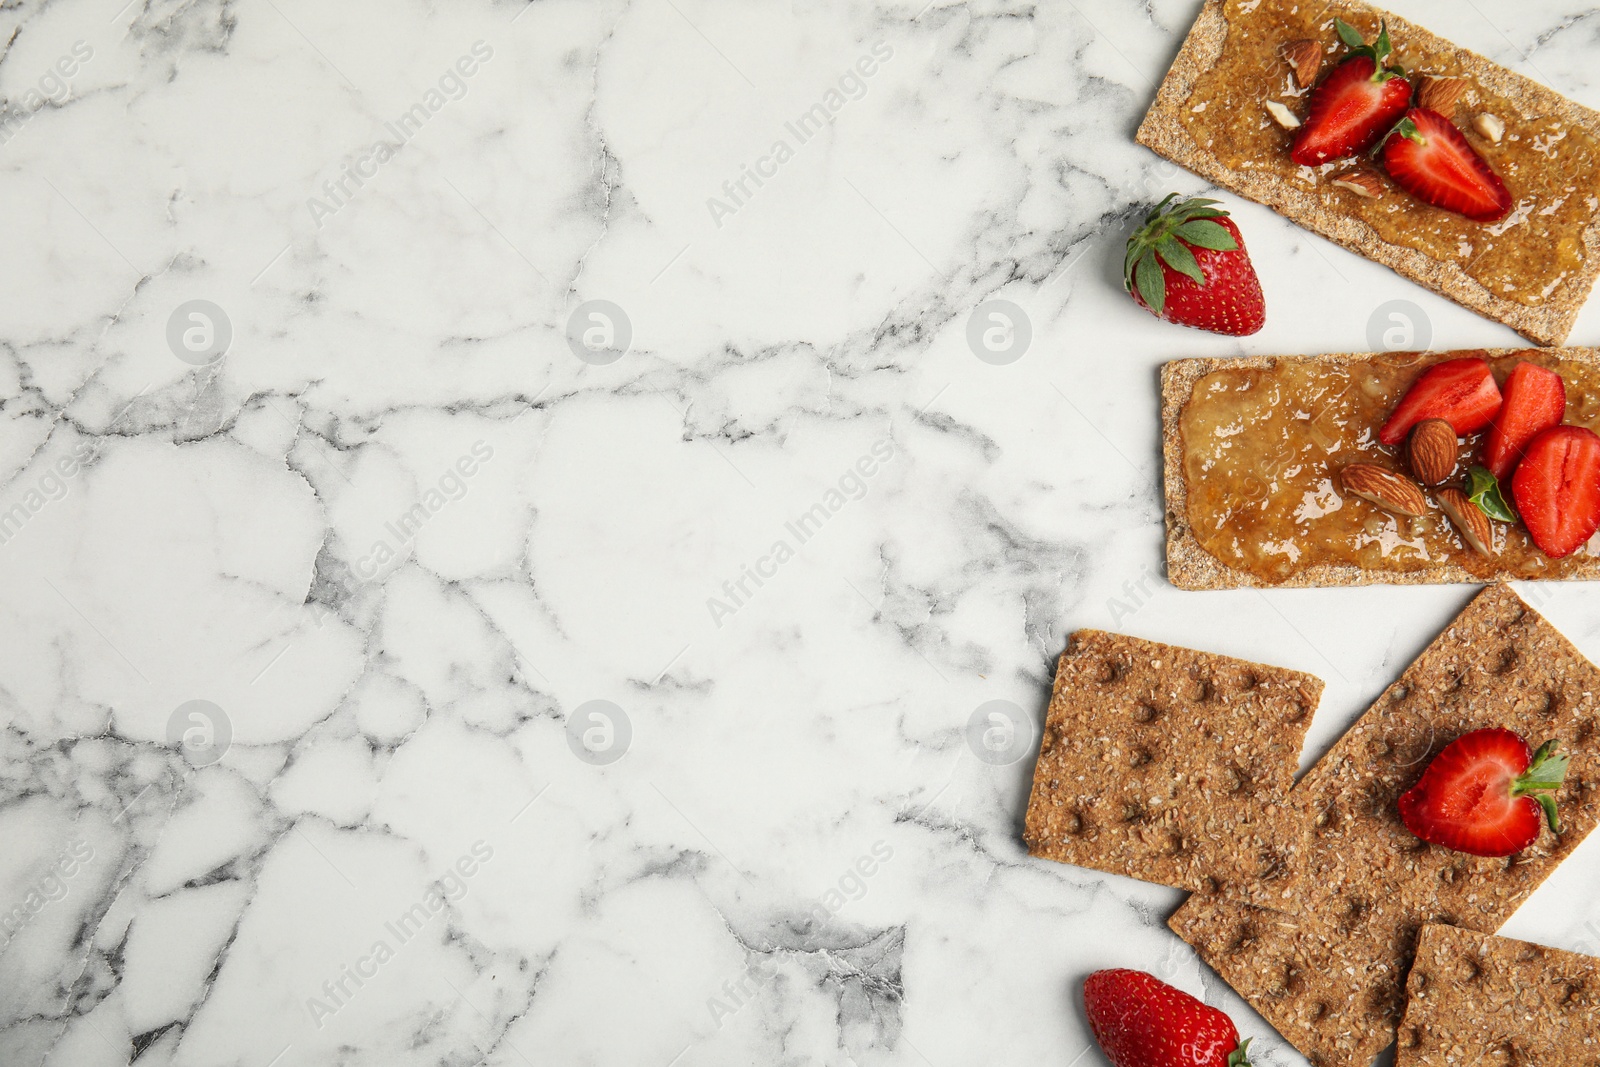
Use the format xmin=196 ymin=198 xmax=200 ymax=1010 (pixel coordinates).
xmin=4 ymin=0 xmax=1600 ymax=1064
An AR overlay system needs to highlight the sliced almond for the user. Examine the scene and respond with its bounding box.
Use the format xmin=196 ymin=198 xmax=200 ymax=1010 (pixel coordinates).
xmin=1407 ymin=419 xmax=1459 ymax=486
xmin=1265 ymin=99 xmax=1301 ymax=130
xmin=1473 ymin=113 xmax=1505 ymax=144
xmin=1437 ymin=487 xmax=1495 ymax=557
xmin=1340 ymin=464 xmax=1428 ymax=518
xmin=1417 ymin=76 xmax=1467 ymax=114
xmin=1281 ymin=39 xmax=1322 ymax=89
xmin=1332 ymin=170 xmax=1384 ymax=200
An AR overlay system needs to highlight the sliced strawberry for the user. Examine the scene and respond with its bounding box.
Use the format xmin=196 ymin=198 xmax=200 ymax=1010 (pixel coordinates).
xmin=1378 ymin=356 xmax=1503 ymax=446
xmin=1482 ymin=362 xmax=1566 ymax=480
xmin=1125 ymin=195 xmax=1265 ymax=336
xmin=1084 ymin=969 xmax=1253 ymax=1067
xmin=1399 ymin=728 xmax=1569 ymax=857
xmin=1291 ymin=20 xmax=1411 ymax=166
xmin=1381 ymin=108 xmax=1513 ymax=222
xmin=1511 ymin=425 xmax=1600 ymax=558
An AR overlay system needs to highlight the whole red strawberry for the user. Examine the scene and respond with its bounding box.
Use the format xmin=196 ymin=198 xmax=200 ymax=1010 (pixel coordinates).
xmin=1398 ymin=728 xmax=1570 ymax=857
xmin=1125 ymin=195 xmax=1265 ymax=336
xmin=1291 ymin=19 xmax=1412 ymax=166
xmin=1084 ymin=969 xmax=1253 ymax=1067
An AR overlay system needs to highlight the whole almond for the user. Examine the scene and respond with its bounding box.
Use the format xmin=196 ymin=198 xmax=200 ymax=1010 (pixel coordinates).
xmin=1282 ymin=39 xmax=1322 ymax=88
xmin=1340 ymin=463 xmax=1428 ymax=518
xmin=1332 ymin=170 xmax=1384 ymax=199
xmin=1417 ymin=76 xmax=1466 ymax=114
xmin=1407 ymin=419 xmax=1458 ymax=486
xmin=1437 ymin=487 xmax=1494 ymax=556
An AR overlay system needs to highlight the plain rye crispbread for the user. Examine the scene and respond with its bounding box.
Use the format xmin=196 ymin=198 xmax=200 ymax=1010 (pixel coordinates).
xmin=1397 ymin=924 xmax=1600 ymax=1065
xmin=1137 ymin=0 xmax=1600 ymax=346
xmin=1024 ymin=629 xmax=1322 ymax=895
xmin=1170 ymin=585 xmax=1600 ymax=1067
xmin=1160 ymin=348 xmax=1600 ymax=591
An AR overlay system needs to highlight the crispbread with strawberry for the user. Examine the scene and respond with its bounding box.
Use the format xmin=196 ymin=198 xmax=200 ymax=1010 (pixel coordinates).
xmin=1169 ymin=585 xmax=1600 ymax=1067
xmin=1161 ymin=347 xmax=1600 ymax=590
xmin=1136 ymin=0 xmax=1600 ymax=345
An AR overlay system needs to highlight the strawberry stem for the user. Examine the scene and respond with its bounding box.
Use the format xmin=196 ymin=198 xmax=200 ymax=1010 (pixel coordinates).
xmin=1333 ymin=18 xmax=1406 ymax=82
xmin=1390 ymin=116 xmax=1424 ymax=146
xmin=1511 ymin=740 xmax=1570 ymax=834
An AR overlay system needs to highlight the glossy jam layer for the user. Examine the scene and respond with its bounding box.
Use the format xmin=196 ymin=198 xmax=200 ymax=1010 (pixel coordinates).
xmin=1180 ymin=350 xmax=1600 ymax=583
xmin=1177 ymin=0 xmax=1600 ymax=307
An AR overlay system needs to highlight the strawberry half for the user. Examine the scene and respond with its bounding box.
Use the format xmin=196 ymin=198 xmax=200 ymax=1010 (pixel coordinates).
xmin=1381 ymin=108 xmax=1514 ymax=222
xmin=1398 ymin=728 xmax=1570 ymax=857
xmin=1291 ymin=19 xmax=1411 ymax=166
xmin=1511 ymin=425 xmax=1600 ymax=558
xmin=1378 ymin=355 xmax=1503 ymax=445
xmin=1482 ymin=362 xmax=1566 ymax=480
xmin=1084 ymin=969 xmax=1253 ymax=1067
xmin=1125 ymin=195 xmax=1265 ymax=336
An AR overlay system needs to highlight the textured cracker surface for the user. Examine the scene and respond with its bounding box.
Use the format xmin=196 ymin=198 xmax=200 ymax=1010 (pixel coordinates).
xmin=1136 ymin=0 xmax=1600 ymax=347
xmin=1396 ymin=924 xmax=1600 ymax=1066
xmin=1024 ymin=629 xmax=1322 ymax=894
xmin=1160 ymin=348 xmax=1600 ymax=590
xmin=1170 ymin=585 xmax=1600 ymax=1067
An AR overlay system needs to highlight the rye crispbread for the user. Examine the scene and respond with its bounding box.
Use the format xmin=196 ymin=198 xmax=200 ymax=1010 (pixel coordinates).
xmin=1170 ymin=585 xmax=1600 ymax=1067
xmin=1024 ymin=629 xmax=1322 ymax=895
xmin=1396 ymin=924 xmax=1600 ymax=1066
xmin=1160 ymin=348 xmax=1600 ymax=590
xmin=1137 ymin=0 xmax=1600 ymax=347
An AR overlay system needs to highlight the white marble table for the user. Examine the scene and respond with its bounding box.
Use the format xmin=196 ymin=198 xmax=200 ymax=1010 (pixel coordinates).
xmin=3 ymin=0 xmax=1600 ymax=1064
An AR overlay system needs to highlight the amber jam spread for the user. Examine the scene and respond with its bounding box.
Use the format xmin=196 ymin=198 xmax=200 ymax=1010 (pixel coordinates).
xmin=1177 ymin=0 xmax=1600 ymax=308
xmin=1180 ymin=350 xmax=1600 ymax=583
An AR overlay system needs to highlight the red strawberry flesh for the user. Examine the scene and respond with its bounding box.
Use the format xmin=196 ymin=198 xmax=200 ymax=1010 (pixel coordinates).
xmin=1511 ymin=425 xmax=1600 ymax=558
xmin=1482 ymin=362 xmax=1566 ymax=480
xmin=1084 ymin=969 xmax=1252 ymax=1067
xmin=1292 ymin=54 xmax=1412 ymax=166
xmin=1398 ymin=728 xmax=1569 ymax=858
xmin=1381 ymin=108 xmax=1513 ymax=222
xmin=1378 ymin=356 xmax=1503 ymax=445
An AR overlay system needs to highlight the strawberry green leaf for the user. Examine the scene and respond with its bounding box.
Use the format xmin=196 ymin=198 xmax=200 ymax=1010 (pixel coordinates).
xmin=1535 ymin=793 xmax=1562 ymax=835
xmin=1466 ymin=466 xmax=1517 ymax=522
xmin=1334 ymin=18 xmax=1406 ymax=80
xmin=1513 ymin=740 xmax=1569 ymax=835
xmin=1228 ymin=1039 xmax=1254 ymax=1067
xmin=1373 ymin=21 xmax=1393 ymax=63
xmin=1156 ymin=238 xmax=1205 ymax=284
xmin=1515 ymin=740 xmax=1570 ymax=792
xmin=1135 ymin=251 xmax=1165 ymax=315
xmin=1174 ymin=219 xmax=1238 ymax=251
